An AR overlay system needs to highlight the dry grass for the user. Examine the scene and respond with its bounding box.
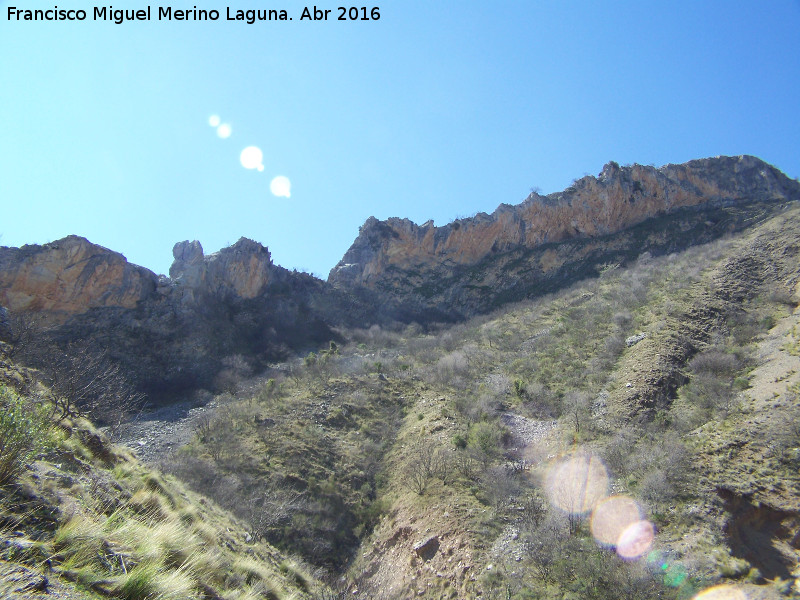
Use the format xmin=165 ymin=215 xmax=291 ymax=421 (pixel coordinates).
xmin=0 ymin=405 xmax=316 ymax=600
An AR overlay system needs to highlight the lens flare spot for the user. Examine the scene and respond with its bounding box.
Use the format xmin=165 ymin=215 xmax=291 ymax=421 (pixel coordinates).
xmin=591 ymin=495 xmax=642 ymax=547
xmin=240 ymin=146 xmax=264 ymax=171
xmin=208 ymin=115 xmax=221 ymax=127
xmin=217 ymin=123 xmax=232 ymax=139
xmin=693 ymin=586 xmax=748 ymax=600
xmin=545 ymin=453 xmax=609 ymax=515
xmin=617 ymin=519 xmax=655 ymax=560
xmin=270 ymin=176 xmax=291 ymax=198
xmin=662 ymin=562 xmax=688 ymax=587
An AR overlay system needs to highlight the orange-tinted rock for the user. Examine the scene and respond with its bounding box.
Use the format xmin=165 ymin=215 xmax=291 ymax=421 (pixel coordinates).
xmin=0 ymin=235 xmax=157 ymax=321
xmin=329 ymin=156 xmax=799 ymax=288
xmin=170 ymin=238 xmax=273 ymax=300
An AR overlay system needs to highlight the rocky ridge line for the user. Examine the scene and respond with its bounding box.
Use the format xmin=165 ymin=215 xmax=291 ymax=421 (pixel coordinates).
xmin=330 ymin=155 xmax=798 ymax=287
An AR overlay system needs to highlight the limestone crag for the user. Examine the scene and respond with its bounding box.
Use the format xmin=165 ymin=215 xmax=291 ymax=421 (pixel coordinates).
xmin=170 ymin=238 xmax=273 ymax=301
xmin=329 ymin=155 xmax=799 ymax=289
xmin=0 ymin=235 xmax=347 ymax=400
xmin=1 ymin=155 xmax=798 ymax=401
xmin=0 ymin=236 xmax=157 ymax=322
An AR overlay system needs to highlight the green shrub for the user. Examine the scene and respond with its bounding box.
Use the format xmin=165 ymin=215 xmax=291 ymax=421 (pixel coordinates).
xmin=0 ymin=385 xmax=49 ymax=485
xmin=452 ymin=433 xmax=467 ymax=449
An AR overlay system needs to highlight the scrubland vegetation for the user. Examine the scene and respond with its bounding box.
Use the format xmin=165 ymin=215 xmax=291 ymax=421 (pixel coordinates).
xmin=0 ymin=368 xmax=322 ymax=598
xmin=2 ymin=206 xmax=799 ymax=599
xmin=158 ymin=212 xmax=800 ymax=599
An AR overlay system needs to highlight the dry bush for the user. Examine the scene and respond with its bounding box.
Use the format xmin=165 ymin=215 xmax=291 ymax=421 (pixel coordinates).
xmin=522 ymin=509 xmax=571 ymax=582
xmin=434 ymin=350 xmax=469 ymax=384
xmin=480 ymin=465 xmax=523 ymax=510
xmin=602 ymin=429 xmax=637 ymax=477
xmin=453 ymin=391 xmax=502 ymax=424
xmin=484 ymin=373 xmax=511 ymax=396
xmin=33 ymin=340 xmax=143 ymax=436
xmin=602 ymin=333 xmax=626 ymax=359
xmin=213 ymin=354 xmax=253 ymax=394
xmin=403 ymin=439 xmax=437 ymax=495
xmin=689 ymin=350 xmax=740 ymax=376
xmin=639 ymin=469 xmax=674 ymax=505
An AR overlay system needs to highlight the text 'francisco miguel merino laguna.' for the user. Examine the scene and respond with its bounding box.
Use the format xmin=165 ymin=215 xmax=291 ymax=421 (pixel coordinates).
xmin=7 ymin=5 xmax=381 ymax=24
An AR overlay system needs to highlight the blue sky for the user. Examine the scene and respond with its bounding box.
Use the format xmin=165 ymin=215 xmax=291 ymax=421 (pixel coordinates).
xmin=2 ymin=1 xmax=799 ymax=278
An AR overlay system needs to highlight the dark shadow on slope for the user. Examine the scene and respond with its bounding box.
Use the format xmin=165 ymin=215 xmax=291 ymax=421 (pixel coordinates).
xmin=718 ymin=487 xmax=799 ymax=580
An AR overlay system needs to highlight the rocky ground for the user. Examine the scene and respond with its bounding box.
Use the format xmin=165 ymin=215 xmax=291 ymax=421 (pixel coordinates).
xmin=113 ymin=397 xmax=218 ymax=463
xmin=490 ymin=411 xmax=558 ymax=566
xmin=0 ymin=559 xmax=87 ymax=600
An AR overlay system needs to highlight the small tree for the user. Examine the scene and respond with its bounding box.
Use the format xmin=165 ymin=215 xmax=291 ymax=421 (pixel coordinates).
xmin=562 ymin=390 xmax=591 ymax=434
xmin=14 ymin=332 xmax=144 ymax=437
xmin=467 ymin=421 xmax=502 ymax=469
xmin=403 ymin=439 xmax=436 ymax=495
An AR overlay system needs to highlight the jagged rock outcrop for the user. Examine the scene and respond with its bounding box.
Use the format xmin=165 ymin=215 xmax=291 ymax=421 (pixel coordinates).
xmin=329 ymin=155 xmax=800 ymax=319
xmin=0 ymin=236 xmax=278 ymax=325
xmin=0 ymin=236 xmax=353 ymax=403
xmin=2 ymin=155 xmax=798 ymax=402
xmin=0 ymin=236 xmax=157 ymax=322
xmin=170 ymin=238 xmax=273 ymax=301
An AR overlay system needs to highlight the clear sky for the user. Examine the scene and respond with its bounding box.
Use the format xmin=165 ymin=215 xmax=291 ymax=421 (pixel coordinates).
xmin=2 ymin=1 xmax=799 ymax=278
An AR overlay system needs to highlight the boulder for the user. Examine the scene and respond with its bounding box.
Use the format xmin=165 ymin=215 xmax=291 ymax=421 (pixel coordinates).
xmin=413 ymin=535 xmax=440 ymax=561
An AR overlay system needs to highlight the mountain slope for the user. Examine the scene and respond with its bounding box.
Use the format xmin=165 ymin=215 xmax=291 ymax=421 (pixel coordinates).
xmin=163 ymin=203 xmax=800 ymax=599
xmin=329 ymin=155 xmax=800 ymax=320
xmin=2 ymin=156 xmax=797 ymax=407
xmin=0 ymin=353 xmax=323 ymax=599
xmin=2 ymin=157 xmax=800 ymax=599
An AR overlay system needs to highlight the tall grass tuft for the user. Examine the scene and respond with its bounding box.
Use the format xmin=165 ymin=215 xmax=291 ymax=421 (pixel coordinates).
xmin=117 ymin=561 xmax=160 ymax=600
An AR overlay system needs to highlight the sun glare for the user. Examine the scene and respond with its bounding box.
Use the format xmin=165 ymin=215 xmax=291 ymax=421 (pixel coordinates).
xmin=240 ymin=146 xmax=264 ymax=171
xmin=693 ymin=585 xmax=748 ymax=600
xmin=270 ymin=176 xmax=291 ymax=198
xmin=590 ymin=495 xmax=642 ymax=547
xmin=545 ymin=453 xmax=609 ymax=515
xmin=616 ymin=519 xmax=655 ymax=560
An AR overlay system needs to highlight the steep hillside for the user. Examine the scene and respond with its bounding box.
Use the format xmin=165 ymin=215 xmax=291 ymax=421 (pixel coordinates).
xmin=162 ymin=204 xmax=800 ymax=599
xmin=3 ymin=161 xmax=800 ymax=599
xmin=3 ymin=157 xmax=798 ymax=407
xmin=0 ymin=351 xmax=324 ymax=599
xmin=329 ymin=155 xmax=800 ymax=320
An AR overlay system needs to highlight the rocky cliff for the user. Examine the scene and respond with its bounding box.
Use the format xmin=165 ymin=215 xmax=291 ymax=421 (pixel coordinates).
xmin=329 ymin=155 xmax=800 ymax=318
xmin=169 ymin=238 xmax=274 ymax=301
xmin=2 ymin=155 xmax=798 ymax=402
xmin=0 ymin=236 xmax=278 ymax=321
xmin=0 ymin=235 xmax=157 ymax=323
xmin=0 ymin=236 xmax=358 ymax=402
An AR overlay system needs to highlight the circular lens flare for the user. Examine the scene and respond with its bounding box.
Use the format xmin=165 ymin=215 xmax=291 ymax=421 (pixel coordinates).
xmin=240 ymin=146 xmax=264 ymax=171
xmin=545 ymin=453 xmax=609 ymax=515
xmin=208 ymin=115 xmax=221 ymax=127
xmin=217 ymin=123 xmax=232 ymax=139
xmin=591 ymin=495 xmax=642 ymax=547
xmin=617 ymin=520 xmax=655 ymax=560
xmin=270 ymin=176 xmax=291 ymax=198
xmin=692 ymin=585 xmax=747 ymax=599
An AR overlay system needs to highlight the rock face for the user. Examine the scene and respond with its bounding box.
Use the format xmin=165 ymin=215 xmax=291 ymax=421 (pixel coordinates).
xmin=329 ymin=155 xmax=800 ymax=319
xmin=1 ymin=155 xmax=798 ymax=402
xmin=170 ymin=238 xmax=273 ymax=301
xmin=0 ymin=236 xmax=351 ymax=402
xmin=0 ymin=236 xmax=157 ymax=322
